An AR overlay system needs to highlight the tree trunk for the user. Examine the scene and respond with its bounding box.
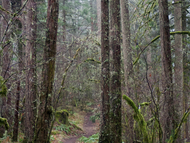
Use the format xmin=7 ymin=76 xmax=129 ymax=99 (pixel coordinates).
xmin=24 ymin=0 xmax=37 ymax=142
xmin=110 ymin=0 xmax=121 ymax=141
xmin=0 ymin=0 xmax=12 ymax=137
xmin=120 ymin=0 xmax=134 ymax=142
xmin=174 ymin=0 xmax=183 ymax=141
xmin=12 ymin=19 xmax=22 ymax=142
xmin=182 ymin=0 xmax=189 ymax=139
xmin=158 ymin=0 xmax=175 ymax=142
xmin=34 ymin=0 xmax=59 ymax=142
xmin=98 ymin=0 xmax=110 ymax=142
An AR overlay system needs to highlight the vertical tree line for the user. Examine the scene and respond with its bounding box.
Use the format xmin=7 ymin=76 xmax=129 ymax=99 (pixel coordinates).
xmin=0 ymin=0 xmax=189 ymax=142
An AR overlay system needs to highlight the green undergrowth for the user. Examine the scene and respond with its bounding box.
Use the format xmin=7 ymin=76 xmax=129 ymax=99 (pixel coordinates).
xmin=50 ymin=107 xmax=85 ymax=142
xmin=90 ymin=113 xmax=100 ymax=123
xmin=90 ymin=107 xmax=100 ymax=123
xmin=78 ymin=133 xmax=99 ymax=143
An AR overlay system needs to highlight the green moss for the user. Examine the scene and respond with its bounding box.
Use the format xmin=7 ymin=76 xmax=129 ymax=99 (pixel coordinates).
xmin=47 ymin=106 xmax=54 ymax=115
xmin=0 ymin=76 xmax=7 ymax=97
xmin=55 ymin=109 xmax=69 ymax=125
xmin=84 ymin=58 xmax=101 ymax=64
xmin=123 ymin=95 xmax=138 ymax=113
xmin=168 ymin=109 xmax=190 ymax=143
xmin=140 ymin=102 xmax=151 ymax=107
xmin=0 ymin=117 xmax=9 ymax=130
xmin=51 ymin=130 xmax=60 ymax=135
xmin=123 ymin=95 xmax=150 ymax=143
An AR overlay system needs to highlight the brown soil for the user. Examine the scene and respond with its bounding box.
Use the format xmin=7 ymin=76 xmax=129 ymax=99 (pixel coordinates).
xmin=63 ymin=112 xmax=97 ymax=143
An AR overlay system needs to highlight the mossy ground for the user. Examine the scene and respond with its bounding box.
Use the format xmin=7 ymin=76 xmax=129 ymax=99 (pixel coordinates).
xmin=50 ymin=107 xmax=86 ymax=143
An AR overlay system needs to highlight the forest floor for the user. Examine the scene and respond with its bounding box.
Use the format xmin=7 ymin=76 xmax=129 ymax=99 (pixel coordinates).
xmin=51 ymin=104 xmax=100 ymax=143
xmin=62 ymin=112 xmax=98 ymax=143
xmin=0 ymin=104 xmax=99 ymax=143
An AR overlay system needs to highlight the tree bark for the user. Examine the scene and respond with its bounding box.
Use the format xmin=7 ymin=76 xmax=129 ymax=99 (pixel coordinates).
xmin=182 ymin=0 xmax=189 ymax=139
xmin=120 ymin=0 xmax=134 ymax=142
xmin=110 ymin=0 xmax=121 ymax=142
xmin=12 ymin=19 xmax=22 ymax=142
xmin=0 ymin=0 xmax=12 ymax=137
xmin=24 ymin=0 xmax=37 ymax=142
xmin=174 ymin=0 xmax=183 ymax=141
xmin=158 ymin=0 xmax=175 ymax=142
xmin=98 ymin=0 xmax=110 ymax=142
xmin=34 ymin=0 xmax=59 ymax=142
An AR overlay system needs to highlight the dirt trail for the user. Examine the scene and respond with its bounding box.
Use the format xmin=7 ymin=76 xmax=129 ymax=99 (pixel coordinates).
xmin=63 ymin=112 xmax=97 ymax=143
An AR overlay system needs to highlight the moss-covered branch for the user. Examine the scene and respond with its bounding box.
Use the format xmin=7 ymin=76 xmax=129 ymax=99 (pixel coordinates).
xmin=0 ymin=117 xmax=9 ymax=130
xmin=167 ymin=107 xmax=190 ymax=143
xmin=84 ymin=58 xmax=101 ymax=64
xmin=133 ymin=31 xmax=190 ymax=65
xmin=123 ymin=95 xmax=150 ymax=143
xmin=0 ymin=5 xmax=11 ymax=15
xmin=0 ymin=76 xmax=7 ymax=97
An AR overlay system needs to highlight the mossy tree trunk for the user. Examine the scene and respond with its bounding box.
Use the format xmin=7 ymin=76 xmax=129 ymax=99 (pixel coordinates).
xmin=34 ymin=0 xmax=59 ymax=142
xmin=158 ymin=0 xmax=175 ymax=142
xmin=11 ymin=0 xmax=22 ymax=141
xmin=12 ymin=20 xmax=22 ymax=142
xmin=98 ymin=0 xmax=110 ymax=142
xmin=24 ymin=0 xmax=37 ymax=142
xmin=110 ymin=0 xmax=121 ymax=141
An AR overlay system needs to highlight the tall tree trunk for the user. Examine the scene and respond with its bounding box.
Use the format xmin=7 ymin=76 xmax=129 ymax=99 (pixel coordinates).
xmin=98 ymin=0 xmax=110 ymax=142
xmin=158 ymin=0 xmax=175 ymax=142
xmin=182 ymin=0 xmax=189 ymax=139
xmin=62 ymin=0 xmax=66 ymax=48
xmin=174 ymin=0 xmax=183 ymax=141
xmin=24 ymin=0 xmax=37 ymax=142
xmin=121 ymin=0 xmax=131 ymax=95
xmin=110 ymin=0 xmax=121 ymax=141
xmin=120 ymin=0 xmax=133 ymax=142
xmin=0 ymin=0 xmax=12 ymax=137
xmin=11 ymin=0 xmax=23 ymax=141
xmin=34 ymin=0 xmax=59 ymax=142
xmin=12 ymin=20 xmax=22 ymax=142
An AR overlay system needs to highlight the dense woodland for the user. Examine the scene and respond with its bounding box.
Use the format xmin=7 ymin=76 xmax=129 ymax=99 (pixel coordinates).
xmin=0 ymin=0 xmax=190 ymax=143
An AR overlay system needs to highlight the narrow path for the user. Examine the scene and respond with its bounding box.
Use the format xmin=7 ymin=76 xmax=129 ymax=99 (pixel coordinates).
xmin=63 ymin=112 xmax=96 ymax=143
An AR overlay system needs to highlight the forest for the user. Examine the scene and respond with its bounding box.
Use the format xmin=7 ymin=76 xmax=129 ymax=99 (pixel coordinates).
xmin=0 ymin=0 xmax=190 ymax=143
